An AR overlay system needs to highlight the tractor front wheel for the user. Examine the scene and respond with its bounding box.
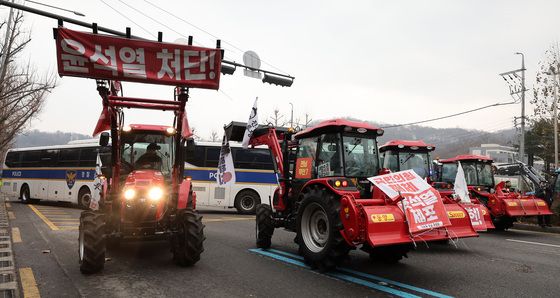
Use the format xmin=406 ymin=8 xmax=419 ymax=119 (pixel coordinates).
xmin=171 ymin=210 xmax=205 ymax=266
xmin=296 ymin=186 xmax=351 ymax=271
xmin=79 ymin=211 xmax=106 ymax=274
xmin=256 ymin=204 xmax=274 ymax=249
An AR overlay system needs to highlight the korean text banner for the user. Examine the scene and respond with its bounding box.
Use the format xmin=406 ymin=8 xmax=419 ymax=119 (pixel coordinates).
xmin=55 ymin=28 xmax=221 ymax=89
xmin=368 ymin=170 xmax=452 ymax=234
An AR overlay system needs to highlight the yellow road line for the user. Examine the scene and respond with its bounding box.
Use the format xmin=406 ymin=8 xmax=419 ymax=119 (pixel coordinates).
xmin=8 ymin=211 xmax=15 ymax=220
xmin=12 ymin=227 xmax=22 ymax=243
xmin=28 ymin=205 xmax=59 ymax=231
xmin=49 ymin=218 xmax=79 ymax=221
xmin=19 ymin=268 xmax=41 ymax=298
xmin=5 ymin=202 xmax=11 ymax=208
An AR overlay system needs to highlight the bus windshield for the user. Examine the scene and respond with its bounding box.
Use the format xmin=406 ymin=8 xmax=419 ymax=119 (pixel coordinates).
xmin=121 ymin=132 xmax=174 ymax=176
xmin=342 ymin=134 xmax=379 ymax=177
xmin=398 ymin=151 xmax=430 ymax=178
xmin=441 ymin=161 xmax=493 ymax=186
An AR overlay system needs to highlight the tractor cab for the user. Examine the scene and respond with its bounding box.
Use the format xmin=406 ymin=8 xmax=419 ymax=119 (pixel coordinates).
xmin=439 ymin=155 xmax=495 ymax=196
xmin=379 ymin=140 xmax=434 ymax=180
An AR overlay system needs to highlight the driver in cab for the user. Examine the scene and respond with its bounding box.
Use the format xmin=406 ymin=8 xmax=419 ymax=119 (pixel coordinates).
xmin=135 ymin=143 xmax=163 ymax=169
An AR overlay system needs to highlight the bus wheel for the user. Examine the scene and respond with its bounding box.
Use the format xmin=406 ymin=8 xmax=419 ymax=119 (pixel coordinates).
xmin=235 ymin=190 xmax=260 ymax=215
xmin=78 ymin=187 xmax=92 ymax=210
xmin=20 ymin=185 xmax=31 ymax=204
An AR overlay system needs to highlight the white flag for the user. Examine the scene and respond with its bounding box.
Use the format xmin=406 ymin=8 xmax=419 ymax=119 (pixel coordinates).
xmin=90 ymin=153 xmax=103 ymax=210
xmin=454 ymin=161 xmax=471 ymax=204
xmin=217 ymin=134 xmax=236 ymax=186
xmin=242 ymin=97 xmax=259 ymax=149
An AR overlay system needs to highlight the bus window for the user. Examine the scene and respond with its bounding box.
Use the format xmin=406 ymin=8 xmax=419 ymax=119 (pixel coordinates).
xmin=185 ymin=146 xmax=205 ymax=167
xmin=59 ymin=148 xmax=80 ymax=167
xmin=79 ymin=147 xmax=97 ymax=167
xmin=233 ymin=148 xmax=274 ymax=170
xmin=205 ymin=147 xmax=220 ymax=167
xmin=41 ymin=149 xmax=59 ymax=167
xmin=21 ymin=151 xmax=41 ymax=168
xmin=5 ymin=151 xmax=21 ymax=167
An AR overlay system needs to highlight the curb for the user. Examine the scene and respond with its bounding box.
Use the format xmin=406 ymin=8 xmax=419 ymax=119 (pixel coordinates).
xmin=511 ymin=222 xmax=560 ymax=234
xmin=0 ymin=198 xmax=19 ymax=297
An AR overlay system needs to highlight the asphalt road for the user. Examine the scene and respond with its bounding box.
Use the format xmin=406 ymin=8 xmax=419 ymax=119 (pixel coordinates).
xmin=5 ymin=199 xmax=560 ymax=298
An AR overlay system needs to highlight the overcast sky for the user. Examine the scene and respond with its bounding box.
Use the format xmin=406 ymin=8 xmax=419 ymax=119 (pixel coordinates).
xmin=4 ymin=0 xmax=560 ymax=139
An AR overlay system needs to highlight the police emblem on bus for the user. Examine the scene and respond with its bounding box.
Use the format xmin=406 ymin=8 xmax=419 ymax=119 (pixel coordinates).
xmin=66 ymin=171 xmax=77 ymax=189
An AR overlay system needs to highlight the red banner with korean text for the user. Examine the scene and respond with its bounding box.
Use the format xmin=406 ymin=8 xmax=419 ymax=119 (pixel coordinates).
xmin=55 ymin=28 xmax=221 ymax=89
xmin=368 ymin=170 xmax=451 ymax=234
xmin=463 ymin=204 xmax=487 ymax=231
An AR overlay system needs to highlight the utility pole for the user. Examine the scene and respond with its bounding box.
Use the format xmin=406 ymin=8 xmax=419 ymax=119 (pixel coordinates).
xmin=554 ymin=80 xmax=558 ymax=169
xmin=515 ymin=52 xmax=526 ymax=164
xmin=289 ymin=102 xmax=294 ymax=128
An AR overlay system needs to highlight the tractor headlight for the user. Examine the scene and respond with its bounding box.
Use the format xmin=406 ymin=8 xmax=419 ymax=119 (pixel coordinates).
xmin=124 ymin=188 xmax=136 ymax=200
xmin=148 ymin=187 xmax=164 ymax=201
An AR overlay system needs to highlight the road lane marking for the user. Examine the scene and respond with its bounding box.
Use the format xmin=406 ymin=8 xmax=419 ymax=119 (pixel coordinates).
xmin=506 ymin=239 xmax=560 ymax=248
xmin=8 ymin=211 xmax=15 ymax=220
xmin=268 ymin=249 xmax=453 ymax=298
xmin=12 ymin=227 xmax=22 ymax=243
xmin=19 ymin=268 xmax=41 ymax=298
xmin=28 ymin=205 xmax=59 ymax=231
xmin=250 ymin=249 xmax=452 ymax=298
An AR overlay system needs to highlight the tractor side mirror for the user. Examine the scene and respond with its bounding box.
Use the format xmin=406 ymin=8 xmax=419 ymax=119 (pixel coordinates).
xmin=99 ymin=132 xmax=110 ymax=147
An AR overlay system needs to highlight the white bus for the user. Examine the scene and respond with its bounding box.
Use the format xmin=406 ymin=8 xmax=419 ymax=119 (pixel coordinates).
xmin=1 ymin=139 xmax=99 ymax=208
xmin=185 ymin=142 xmax=278 ymax=214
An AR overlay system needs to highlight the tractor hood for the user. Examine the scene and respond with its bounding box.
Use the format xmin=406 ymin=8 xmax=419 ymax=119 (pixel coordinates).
xmin=125 ymin=170 xmax=165 ymax=188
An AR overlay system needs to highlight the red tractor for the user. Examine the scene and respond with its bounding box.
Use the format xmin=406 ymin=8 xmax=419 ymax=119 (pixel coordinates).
xmin=437 ymin=155 xmax=553 ymax=230
xmin=227 ymin=119 xmax=477 ymax=270
xmin=379 ymin=140 xmax=494 ymax=231
xmin=79 ymin=82 xmax=204 ymax=273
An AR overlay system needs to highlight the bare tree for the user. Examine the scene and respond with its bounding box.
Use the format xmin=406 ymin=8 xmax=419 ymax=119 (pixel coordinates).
xmin=0 ymin=11 xmax=57 ymax=153
xmin=266 ymin=108 xmax=287 ymax=127
xmin=532 ymin=43 xmax=560 ymax=120
xmin=210 ymin=130 xmax=219 ymax=142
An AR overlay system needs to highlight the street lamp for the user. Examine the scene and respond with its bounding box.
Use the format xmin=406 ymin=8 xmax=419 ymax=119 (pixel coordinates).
xmin=289 ymin=102 xmax=294 ymax=128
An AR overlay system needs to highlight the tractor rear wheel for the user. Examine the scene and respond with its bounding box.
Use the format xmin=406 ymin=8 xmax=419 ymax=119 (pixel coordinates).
xmin=296 ymin=185 xmax=351 ymax=271
xmin=492 ymin=216 xmax=514 ymax=231
xmin=171 ymin=210 xmax=205 ymax=266
xmin=256 ymin=204 xmax=274 ymax=249
xmin=367 ymin=244 xmax=411 ymax=264
xmin=79 ymin=211 xmax=106 ymax=274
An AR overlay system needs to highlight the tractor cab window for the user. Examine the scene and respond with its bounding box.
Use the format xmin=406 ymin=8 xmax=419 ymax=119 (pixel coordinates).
xmin=476 ymin=163 xmax=494 ymax=187
xmin=342 ymin=135 xmax=378 ymax=177
xmin=382 ymin=151 xmax=399 ymax=172
xmin=441 ymin=163 xmax=457 ymax=184
xmin=295 ymin=137 xmax=319 ymax=179
xmin=399 ymin=151 xmax=430 ymax=178
xmin=121 ymin=132 xmax=173 ymax=177
xmin=463 ymin=163 xmax=477 ymax=185
xmin=317 ymin=134 xmax=342 ymax=177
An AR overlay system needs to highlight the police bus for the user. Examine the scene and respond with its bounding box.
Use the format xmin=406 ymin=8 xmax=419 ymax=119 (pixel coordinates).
xmin=185 ymin=142 xmax=278 ymax=214
xmin=1 ymin=139 xmax=99 ymax=208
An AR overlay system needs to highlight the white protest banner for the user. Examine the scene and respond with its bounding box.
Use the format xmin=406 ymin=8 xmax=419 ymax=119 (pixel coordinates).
xmin=454 ymin=161 xmax=471 ymax=204
xmin=368 ymin=170 xmax=451 ymax=234
xmin=216 ymin=134 xmax=236 ymax=186
xmin=241 ymin=97 xmax=259 ymax=149
xmin=89 ymin=153 xmax=103 ymax=211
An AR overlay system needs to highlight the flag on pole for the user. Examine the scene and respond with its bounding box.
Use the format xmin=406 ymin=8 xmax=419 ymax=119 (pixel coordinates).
xmin=90 ymin=153 xmax=103 ymax=210
xmin=242 ymin=97 xmax=259 ymax=149
xmin=181 ymin=110 xmax=193 ymax=139
xmin=216 ymin=133 xmax=236 ymax=186
xmin=454 ymin=161 xmax=471 ymax=204
xmin=92 ymin=105 xmax=111 ymax=136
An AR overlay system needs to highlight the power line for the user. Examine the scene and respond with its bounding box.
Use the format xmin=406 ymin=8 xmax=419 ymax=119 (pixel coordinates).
xmin=381 ymin=100 xmax=517 ymax=129
xmin=100 ymin=0 xmax=157 ymax=38
xmin=141 ymin=0 xmax=291 ymax=76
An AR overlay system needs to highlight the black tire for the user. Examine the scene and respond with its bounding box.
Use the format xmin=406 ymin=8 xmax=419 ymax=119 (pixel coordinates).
xmin=295 ymin=185 xmax=351 ymax=271
xmin=492 ymin=216 xmax=514 ymax=231
xmin=78 ymin=187 xmax=92 ymax=210
xmin=256 ymin=204 xmax=274 ymax=249
xmin=79 ymin=211 xmax=106 ymax=274
xmin=19 ymin=184 xmax=31 ymax=204
xmin=234 ymin=190 xmax=261 ymax=215
xmin=367 ymin=244 xmax=411 ymax=264
xmin=171 ymin=210 xmax=205 ymax=266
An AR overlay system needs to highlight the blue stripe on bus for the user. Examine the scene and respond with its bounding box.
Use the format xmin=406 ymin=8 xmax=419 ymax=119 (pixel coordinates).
xmin=185 ymin=169 xmax=278 ymax=184
xmin=1 ymin=169 xmax=96 ymax=181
